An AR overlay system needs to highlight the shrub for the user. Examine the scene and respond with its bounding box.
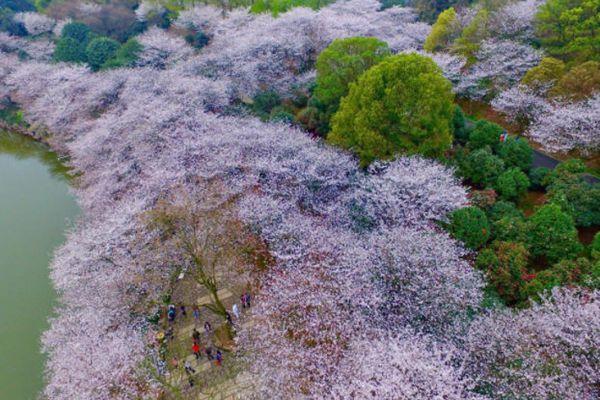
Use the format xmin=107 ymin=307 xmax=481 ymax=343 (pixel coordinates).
xmin=1 ymin=0 xmax=35 ymax=12
xmin=452 ymin=105 xmax=468 ymax=144
xmin=488 ymin=200 xmax=524 ymax=222
xmin=495 ymin=168 xmax=530 ymax=200
xmin=86 ymin=37 xmax=120 ymax=71
xmin=521 ymin=258 xmax=594 ymax=301
xmin=314 ymin=37 xmax=390 ymax=135
xmin=460 ymin=147 xmax=505 ymax=187
xmin=269 ymin=107 xmax=294 ymax=124
xmin=53 ymin=36 xmax=87 ymax=63
xmin=424 ymin=7 xmax=460 ymax=53
xmin=469 ymin=189 xmax=497 ymax=210
xmin=592 ymin=232 xmax=600 ymax=260
xmin=328 ymin=53 xmax=454 ymax=167
xmin=252 ymin=90 xmax=281 ymax=119
xmin=527 ymin=203 xmax=583 ymax=264
xmin=551 ymin=61 xmax=600 ymax=100
xmin=521 ymin=57 xmax=566 ymax=94
xmin=0 ymin=8 xmax=27 ymax=36
xmin=468 ymin=120 xmax=503 ymax=151
xmin=448 ymin=206 xmax=491 ymax=249
xmin=102 ymin=38 xmax=142 ymax=69
xmin=487 ymin=241 xmax=529 ymax=305
xmin=185 ymin=30 xmax=209 ymax=49
xmin=493 ymin=215 xmax=527 ymax=243
xmin=528 ymin=167 xmax=550 ymax=190
xmin=61 ymin=21 xmax=91 ymax=44
xmin=497 ymin=137 xmax=533 ymax=172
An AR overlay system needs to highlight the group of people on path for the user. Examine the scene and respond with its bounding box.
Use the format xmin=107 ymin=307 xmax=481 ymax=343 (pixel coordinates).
xmin=168 ymin=291 xmax=252 ymax=389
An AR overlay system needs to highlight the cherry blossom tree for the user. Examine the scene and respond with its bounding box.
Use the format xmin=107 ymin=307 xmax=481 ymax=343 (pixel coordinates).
xmin=13 ymin=12 xmax=56 ymax=36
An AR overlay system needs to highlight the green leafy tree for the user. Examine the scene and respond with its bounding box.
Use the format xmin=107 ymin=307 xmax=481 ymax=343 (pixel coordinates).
xmin=460 ymin=147 xmax=505 ymax=187
xmin=527 ymin=203 xmax=583 ymax=264
xmin=521 ymin=57 xmax=566 ymax=93
xmin=535 ymin=0 xmax=600 ymax=62
xmin=452 ymin=105 xmax=469 ymax=144
xmin=185 ymin=30 xmax=210 ymax=49
xmin=550 ymin=61 xmax=600 ymax=100
xmin=497 ymin=137 xmax=533 ymax=172
xmin=496 ymin=168 xmax=530 ymax=200
xmin=488 ymin=200 xmax=524 ymax=222
xmin=591 ymin=232 xmax=600 ymax=260
xmin=53 ymin=37 xmax=87 ymax=63
xmin=493 ymin=215 xmax=528 ymax=242
xmin=521 ymin=258 xmax=594 ymax=301
xmin=448 ymin=206 xmax=491 ymax=249
xmin=251 ymin=90 xmax=281 ymax=120
xmin=102 ymin=38 xmax=142 ymax=69
xmin=468 ymin=119 xmax=503 ymax=151
xmin=487 ymin=241 xmax=529 ymax=305
xmin=314 ymin=37 xmax=390 ymax=134
xmin=529 ymin=167 xmax=551 ymax=190
xmin=61 ymin=21 xmax=92 ymax=44
xmin=424 ymin=7 xmax=460 ymax=52
xmin=453 ymin=8 xmax=489 ymax=63
xmin=0 ymin=8 xmax=27 ymax=36
xmin=86 ymin=37 xmax=120 ymax=71
xmin=328 ymin=53 xmax=454 ymax=166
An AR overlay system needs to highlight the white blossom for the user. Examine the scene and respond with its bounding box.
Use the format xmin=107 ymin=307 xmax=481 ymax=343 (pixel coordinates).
xmin=13 ymin=12 xmax=56 ymax=36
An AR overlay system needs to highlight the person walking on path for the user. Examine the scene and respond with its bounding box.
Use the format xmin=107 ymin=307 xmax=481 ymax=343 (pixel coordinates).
xmin=192 ymin=328 xmax=201 ymax=343
xmin=184 ymin=360 xmax=195 ymax=375
xmin=205 ymin=346 xmax=214 ymax=361
xmin=192 ymin=342 xmax=201 ymax=360
xmin=215 ymin=350 xmax=223 ymax=367
xmin=167 ymin=304 xmax=176 ymax=322
xmin=192 ymin=305 xmax=200 ymax=322
xmin=241 ymin=294 xmax=247 ymax=308
xmin=225 ymin=311 xmax=233 ymax=325
xmin=232 ymin=303 xmax=240 ymax=319
xmin=180 ymin=304 xmax=187 ymax=318
xmin=244 ymin=292 xmax=251 ymax=308
xmin=204 ymin=321 xmax=212 ymax=334
xmin=171 ymin=357 xmax=179 ymax=369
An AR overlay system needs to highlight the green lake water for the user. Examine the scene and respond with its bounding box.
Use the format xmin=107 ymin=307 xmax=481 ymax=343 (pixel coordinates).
xmin=0 ymin=130 xmax=79 ymax=400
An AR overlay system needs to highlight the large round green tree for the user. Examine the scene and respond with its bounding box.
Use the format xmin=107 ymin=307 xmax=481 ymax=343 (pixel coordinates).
xmin=328 ymin=53 xmax=454 ymax=166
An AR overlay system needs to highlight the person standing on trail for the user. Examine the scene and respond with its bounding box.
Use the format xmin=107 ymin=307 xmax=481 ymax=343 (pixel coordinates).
xmin=192 ymin=328 xmax=201 ymax=343
xmin=232 ymin=303 xmax=240 ymax=319
xmin=171 ymin=357 xmax=179 ymax=369
xmin=240 ymin=294 xmax=247 ymax=308
xmin=180 ymin=304 xmax=187 ymax=318
xmin=204 ymin=321 xmax=212 ymax=334
xmin=205 ymin=346 xmax=214 ymax=361
xmin=215 ymin=350 xmax=223 ymax=367
xmin=192 ymin=342 xmax=201 ymax=360
xmin=192 ymin=305 xmax=200 ymax=322
xmin=184 ymin=360 xmax=195 ymax=375
xmin=167 ymin=304 xmax=176 ymax=322
xmin=225 ymin=312 xmax=233 ymax=325
xmin=244 ymin=292 xmax=251 ymax=308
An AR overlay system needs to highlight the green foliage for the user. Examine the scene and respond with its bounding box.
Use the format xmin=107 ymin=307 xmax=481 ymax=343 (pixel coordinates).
xmin=527 ymin=203 xmax=583 ymax=264
xmin=521 ymin=258 xmax=595 ymax=301
xmin=410 ymin=0 xmax=473 ymax=22
xmin=448 ymin=206 xmax=491 ymax=249
xmin=102 ymin=38 xmax=142 ymax=69
xmin=591 ymin=232 xmax=600 ymax=260
xmin=424 ymin=7 xmax=460 ymax=52
xmin=314 ymin=37 xmax=390 ymax=135
xmin=488 ymin=200 xmax=524 ymax=222
xmin=535 ymin=0 xmax=600 ymax=63
xmin=252 ymin=90 xmax=282 ymax=120
xmin=453 ymin=8 xmax=489 ymax=62
xmin=460 ymin=147 xmax=505 ymax=187
xmin=468 ymin=119 xmax=503 ymax=151
xmin=529 ymin=167 xmax=551 ymax=190
xmin=379 ymin=0 xmax=405 ymax=9
xmin=269 ymin=107 xmax=295 ymax=124
xmin=86 ymin=37 xmax=120 ymax=71
xmin=185 ymin=30 xmax=210 ymax=49
xmin=521 ymin=57 xmax=566 ymax=92
xmin=493 ymin=215 xmax=528 ymax=242
xmin=250 ymin=0 xmax=334 ymax=16
xmin=33 ymin=0 xmax=50 ymax=10
xmin=0 ymin=7 xmax=27 ymax=36
xmin=452 ymin=105 xmax=469 ymax=144
xmin=497 ymin=137 xmax=533 ymax=172
xmin=496 ymin=168 xmax=530 ymax=201
xmin=328 ymin=53 xmax=454 ymax=167
xmin=53 ymin=37 xmax=87 ymax=63
xmin=469 ymin=189 xmax=498 ymax=210
xmin=550 ymin=61 xmax=600 ymax=100
xmin=1 ymin=0 xmax=35 ymax=12
xmin=486 ymin=241 xmax=529 ymax=305
xmin=61 ymin=21 xmax=92 ymax=44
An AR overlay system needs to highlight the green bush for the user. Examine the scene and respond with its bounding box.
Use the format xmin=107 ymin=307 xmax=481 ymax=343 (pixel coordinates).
xmin=521 ymin=57 xmax=566 ymax=93
xmin=460 ymin=147 xmax=505 ymax=187
xmin=53 ymin=37 xmax=87 ymax=63
xmin=269 ymin=107 xmax=295 ymax=124
xmin=521 ymin=258 xmax=594 ymax=301
xmin=61 ymin=21 xmax=92 ymax=44
xmin=313 ymin=37 xmax=390 ymax=135
xmin=0 ymin=8 xmax=27 ymax=36
xmin=495 ymin=168 xmax=530 ymax=201
xmin=527 ymin=203 xmax=583 ymax=264
xmin=497 ymin=137 xmax=533 ymax=172
xmin=185 ymin=30 xmax=209 ymax=49
xmin=493 ymin=215 xmax=527 ymax=243
xmin=452 ymin=105 xmax=468 ymax=144
xmin=529 ymin=167 xmax=551 ymax=190
xmin=592 ymin=232 xmax=600 ymax=260
xmin=487 ymin=241 xmax=529 ymax=305
xmin=102 ymin=38 xmax=142 ymax=69
xmin=328 ymin=53 xmax=454 ymax=167
xmin=86 ymin=37 xmax=120 ymax=71
xmin=468 ymin=119 xmax=503 ymax=151
xmin=488 ymin=200 xmax=524 ymax=222
xmin=250 ymin=0 xmax=335 ymax=16
xmin=448 ymin=206 xmax=491 ymax=249
xmin=252 ymin=90 xmax=281 ymax=119
xmin=424 ymin=7 xmax=460 ymax=52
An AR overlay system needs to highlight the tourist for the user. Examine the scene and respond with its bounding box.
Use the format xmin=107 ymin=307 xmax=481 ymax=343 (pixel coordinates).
xmin=215 ymin=350 xmax=223 ymax=367
xmin=232 ymin=303 xmax=240 ymax=319
xmin=192 ymin=342 xmax=201 ymax=360
xmin=205 ymin=346 xmax=214 ymax=361
xmin=225 ymin=311 xmax=233 ymax=325
xmin=192 ymin=328 xmax=201 ymax=343
xmin=165 ymin=326 xmax=174 ymax=341
xmin=180 ymin=304 xmax=187 ymax=318
xmin=171 ymin=357 xmax=179 ymax=369
xmin=184 ymin=360 xmax=195 ymax=375
xmin=167 ymin=304 xmax=176 ymax=322
xmin=204 ymin=321 xmax=212 ymax=334
xmin=188 ymin=376 xmax=195 ymax=388
xmin=240 ymin=293 xmax=246 ymax=308
xmin=244 ymin=292 xmax=251 ymax=308
xmin=192 ymin=305 xmax=200 ymax=321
